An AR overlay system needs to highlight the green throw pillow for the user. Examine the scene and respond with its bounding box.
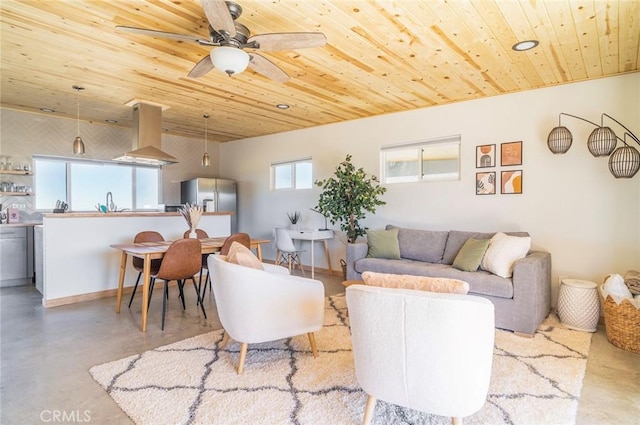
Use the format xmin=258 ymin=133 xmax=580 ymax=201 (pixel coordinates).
xmin=367 ymin=228 xmax=401 ymax=259
xmin=452 ymin=238 xmax=491 ymax=272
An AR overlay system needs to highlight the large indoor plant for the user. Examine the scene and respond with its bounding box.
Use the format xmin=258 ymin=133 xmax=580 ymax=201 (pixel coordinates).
xmin=315 ymin=154 xmax=386 ymax=243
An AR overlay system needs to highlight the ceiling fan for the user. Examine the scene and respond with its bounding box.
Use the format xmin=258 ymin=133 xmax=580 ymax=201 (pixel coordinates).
xmin=116 ymin=0 xmax=326 ymax=83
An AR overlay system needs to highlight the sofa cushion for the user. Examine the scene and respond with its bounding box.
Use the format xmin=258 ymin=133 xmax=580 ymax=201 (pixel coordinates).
xmin=452 ymin=238 xmax=491 ymax=272
xmin=386 ymin=225 xmax=448 ymax=263
xmin=362 ymin=271 xmax=469 ymax=294
xmin=481 ymin=232 xmax=531 ymax=278
xmin=227 ymin=241 xmax=264 ymax=270
xmin=367 ymin=228 xmax=401 ymax=259
xmin=354 ymin=258 xmax=513 ymax=298
xmin=442 ymin=230 xmax=530 ymax=265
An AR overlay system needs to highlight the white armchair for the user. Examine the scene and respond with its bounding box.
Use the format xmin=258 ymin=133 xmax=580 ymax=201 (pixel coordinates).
xmin=346 ymin=285 xmax=495 ymax=425
xmin=208 ymin=255 xmax=325 ymax=374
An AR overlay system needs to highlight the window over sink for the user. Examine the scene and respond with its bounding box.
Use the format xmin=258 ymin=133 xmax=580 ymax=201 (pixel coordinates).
xmin=33 ymin=155 xmax=161 ymax=211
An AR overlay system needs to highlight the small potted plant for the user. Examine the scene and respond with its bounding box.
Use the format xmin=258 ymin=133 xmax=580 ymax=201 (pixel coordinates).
xmin=287 ymin=211 xmax=301 ymax=229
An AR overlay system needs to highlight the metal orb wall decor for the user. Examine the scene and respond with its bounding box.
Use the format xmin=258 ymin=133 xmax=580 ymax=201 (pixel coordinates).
xmin=587 ymin=127 xmax=617 ymax=157
xmin=546 ymin=112 xmax=640 ymax=178
xmin=608 ymin=144 xmax=640 ymax=179
xmin=547 ymin=126 xmax=573 ymax=154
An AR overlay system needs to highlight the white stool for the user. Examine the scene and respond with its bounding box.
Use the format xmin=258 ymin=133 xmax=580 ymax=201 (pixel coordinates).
xmin=557 ymin=279 xmax=599 ymax=332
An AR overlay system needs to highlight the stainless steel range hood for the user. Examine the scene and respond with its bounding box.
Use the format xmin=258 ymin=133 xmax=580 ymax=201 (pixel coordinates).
xmin=113 ymin=101 xmax=178 ymax=166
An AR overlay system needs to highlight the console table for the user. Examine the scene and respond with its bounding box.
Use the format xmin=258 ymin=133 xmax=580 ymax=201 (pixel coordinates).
xmin=287 ymin=229 xmax=333 ymax=279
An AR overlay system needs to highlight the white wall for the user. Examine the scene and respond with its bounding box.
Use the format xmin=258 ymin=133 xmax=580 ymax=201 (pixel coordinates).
xmin=220 ymin=73 xmax=640 ymax=305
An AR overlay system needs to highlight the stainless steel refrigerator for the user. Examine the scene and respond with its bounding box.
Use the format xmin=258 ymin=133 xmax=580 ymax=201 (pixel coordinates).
xmin=180 ymin=178 xmax=237 ymax=234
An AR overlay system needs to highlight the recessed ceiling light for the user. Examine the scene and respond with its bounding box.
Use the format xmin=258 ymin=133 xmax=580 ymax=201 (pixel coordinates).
xmin=40 ymin=108 xmax=55 ymax=113
xmin=105 ymin=119 xmax=118 ymax=123
xmin=276 ymin=104 xmax=290 ymax=109
xmin=512 ymin=40 xmax=539 ymax=51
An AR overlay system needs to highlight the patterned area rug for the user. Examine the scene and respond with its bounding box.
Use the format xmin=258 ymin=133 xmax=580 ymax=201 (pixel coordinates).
xmin=90 ymin=295 xmax=592 ymax=425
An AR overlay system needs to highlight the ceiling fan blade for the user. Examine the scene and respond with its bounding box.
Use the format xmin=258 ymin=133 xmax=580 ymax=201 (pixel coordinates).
xmin=247 ymin=32 xmax=327 ymax=52
xmin=248 ymin=53 xmax=290 ymax=83
xmin=201 ymin=0 xmax=236 ymax=38
xmin=116 ymin=25 xmax=210 ymax=44
xmin=188 ymin=55 xmax=215 ymax=78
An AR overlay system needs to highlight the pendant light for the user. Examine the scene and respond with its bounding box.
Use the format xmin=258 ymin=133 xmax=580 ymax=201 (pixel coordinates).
xmin=202 ymin=114 xmax=211 ymax=167
xmin=72 ymin=85 xmax=86 ymax=154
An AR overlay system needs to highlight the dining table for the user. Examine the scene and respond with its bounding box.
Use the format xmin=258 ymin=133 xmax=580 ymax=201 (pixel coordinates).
xmin=111 ymin=237 xmax=270 ymax=331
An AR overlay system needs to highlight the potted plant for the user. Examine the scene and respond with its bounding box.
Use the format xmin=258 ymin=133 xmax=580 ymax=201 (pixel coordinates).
xmin=314 ymin=154 xmax=386 ymax=244
xmin=287 ymin=211 xmax=301 ymax=229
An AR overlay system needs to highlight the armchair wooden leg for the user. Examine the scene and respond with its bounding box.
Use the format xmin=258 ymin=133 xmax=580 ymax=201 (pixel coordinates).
xmin=237 ymin=342 xmax=248 ymax=375
xmin=307 ymin=332 xmax=318 ymax=357
xmin=452 ymin=417 xmax=463 ymax=425
xmin=362 ymin=395 xmax=377 ymax=425
xmin=220 ymin=331 xmax=230 ymax=349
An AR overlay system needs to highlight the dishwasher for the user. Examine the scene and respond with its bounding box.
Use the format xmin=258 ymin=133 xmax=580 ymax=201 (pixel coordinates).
xmin=0 ymin=226 xmax=29 ymax=287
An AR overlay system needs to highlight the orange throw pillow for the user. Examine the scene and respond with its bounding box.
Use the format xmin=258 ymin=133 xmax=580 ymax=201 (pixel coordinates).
xmin=227 ymin=241 xmax=264 ymax=270
xmin=362 ymin=271 xmax=469 ymax=295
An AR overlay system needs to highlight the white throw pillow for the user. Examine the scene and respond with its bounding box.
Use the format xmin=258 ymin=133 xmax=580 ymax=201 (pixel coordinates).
xmin=480 ymin=232 xmax=531 ymax=278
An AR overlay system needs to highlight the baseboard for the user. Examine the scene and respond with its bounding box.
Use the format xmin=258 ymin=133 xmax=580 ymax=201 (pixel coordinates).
xmin=42 ymin=280 xmax=184 ymax=308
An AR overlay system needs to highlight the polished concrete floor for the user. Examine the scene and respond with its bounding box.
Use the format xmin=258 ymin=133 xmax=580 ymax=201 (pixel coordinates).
xmin=1 ymin=273 xmax=638 ymax=424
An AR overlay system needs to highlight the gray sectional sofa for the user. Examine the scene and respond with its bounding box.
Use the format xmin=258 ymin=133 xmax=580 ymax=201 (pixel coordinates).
xmin=346 ymin=225 xmax=551 ymax=336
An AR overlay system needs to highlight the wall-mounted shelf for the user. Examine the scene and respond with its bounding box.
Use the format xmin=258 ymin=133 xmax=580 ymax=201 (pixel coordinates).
xmin=0 ymin=192 xmax=31 ymax=196
xmin=0 ymin=170 xmax=32 ymax=176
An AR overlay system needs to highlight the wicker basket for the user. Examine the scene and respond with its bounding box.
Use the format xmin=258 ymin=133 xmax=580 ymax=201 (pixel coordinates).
xmin=599 ymin=285 xmax=640 ymax=354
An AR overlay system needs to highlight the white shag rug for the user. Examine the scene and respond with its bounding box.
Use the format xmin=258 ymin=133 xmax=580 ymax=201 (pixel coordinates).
xmin=90 ymin=295 xmax=592 ymax=425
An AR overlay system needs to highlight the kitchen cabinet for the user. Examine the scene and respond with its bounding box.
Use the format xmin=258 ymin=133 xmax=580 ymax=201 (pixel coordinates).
xmin=0 ymin=226 xmax=32 ymax=287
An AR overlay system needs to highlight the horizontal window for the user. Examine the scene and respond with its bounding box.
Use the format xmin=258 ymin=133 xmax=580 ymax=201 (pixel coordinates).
xmin=381 ymin=135 xmax=461 ymax=184
xmin=33 ymin=155 xmax=161 ymax=211
xmin=271 ymin=158 xmax=313 ymax=190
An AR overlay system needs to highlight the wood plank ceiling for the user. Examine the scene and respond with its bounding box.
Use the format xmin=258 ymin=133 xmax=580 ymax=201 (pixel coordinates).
xmin=1 ymin=0 xmax=639 ymax=143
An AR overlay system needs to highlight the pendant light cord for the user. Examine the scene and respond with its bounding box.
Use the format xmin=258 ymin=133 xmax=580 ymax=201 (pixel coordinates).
xmin=77 ymin=90 xmax=80 ymax=136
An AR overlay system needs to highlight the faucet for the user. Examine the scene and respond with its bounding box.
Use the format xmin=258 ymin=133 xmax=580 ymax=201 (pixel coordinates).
xmin=106 ymin=192 xmax=114 ymax=212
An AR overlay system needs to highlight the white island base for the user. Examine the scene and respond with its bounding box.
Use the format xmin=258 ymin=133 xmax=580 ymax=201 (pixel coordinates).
xmin=42 ymin=212 xmax=231 ymax=307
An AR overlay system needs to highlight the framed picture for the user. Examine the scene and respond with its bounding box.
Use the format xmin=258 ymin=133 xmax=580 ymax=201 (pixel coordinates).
xmin=476 ymin=144 xmax=496 ymax=168
xmin=476 ymin=172 xmax=496 ymax=195
xmin=501 ymin=141 xmax=523 ymax=166
xmin=501 ymin=170 xmax=523 ymax=194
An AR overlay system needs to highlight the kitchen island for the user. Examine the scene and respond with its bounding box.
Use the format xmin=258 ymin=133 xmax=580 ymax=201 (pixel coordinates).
xmin=41 ymin=212 xmax=232 ymax=307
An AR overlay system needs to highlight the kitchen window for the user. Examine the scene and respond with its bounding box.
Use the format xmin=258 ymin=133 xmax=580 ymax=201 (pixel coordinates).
xmin=380 ymin=135 xmax=461 ymax=183
xmin=33 ymin=155 xmax=161 ymax=211
xmin=271 ymin=158 xmax=313 ymax=190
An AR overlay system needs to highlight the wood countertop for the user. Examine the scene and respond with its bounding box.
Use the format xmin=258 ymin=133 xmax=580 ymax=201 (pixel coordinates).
xmin=43 ymin=212 xmax=233 ymax=218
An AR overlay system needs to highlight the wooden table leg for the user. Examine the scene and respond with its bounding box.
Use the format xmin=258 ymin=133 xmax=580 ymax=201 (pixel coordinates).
xmin=141 ymin=254 xmax=151 ymax=332
xmin=323 ymin=240 xmax=332 ymax=274
xmin=115 ymin=251 xmax=127 ymax=313
xmin=256 ymin=244 xmax=263 ymax=261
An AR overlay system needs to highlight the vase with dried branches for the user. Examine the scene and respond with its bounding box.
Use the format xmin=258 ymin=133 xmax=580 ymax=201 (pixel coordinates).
xmin=179 ymin=203 xmax=203 ymax=238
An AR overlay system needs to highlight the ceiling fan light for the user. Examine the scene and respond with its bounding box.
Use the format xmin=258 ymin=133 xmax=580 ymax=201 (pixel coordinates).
xmin=211 ymin=46 xmax=250 ymax=77
xmin=547 ymin=126 xmax=573 ymax=154
xmin=587 ymin=127 xmax=617 ymax=157
xmin=608 ymin=145 xmax=640 ymax=178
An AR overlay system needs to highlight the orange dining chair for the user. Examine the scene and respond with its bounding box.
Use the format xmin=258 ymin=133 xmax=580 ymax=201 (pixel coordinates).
xmin=150 ymin=238 xmax=206 ymax=330
xmin=128 ymin=231 xmax=164 ymax=309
